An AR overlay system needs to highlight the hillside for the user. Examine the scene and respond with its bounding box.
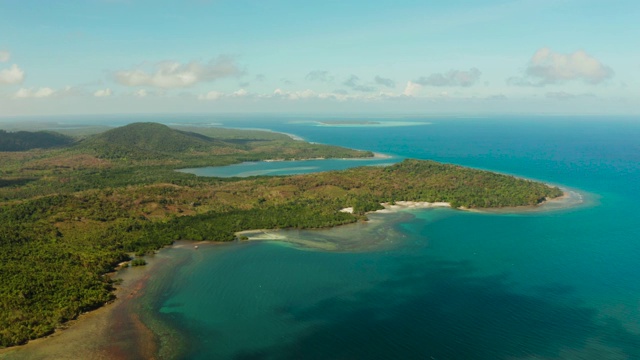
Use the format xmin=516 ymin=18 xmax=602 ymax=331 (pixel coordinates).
xmin=71 ymin=122 xmax=372 ymax=164
xmin=0 ymin=130 xmax=75 ymax=151
xmin=75 ymin=122 xmax=236 ymax=160
xmin=0 ymin=123 xmax=374 ymax=200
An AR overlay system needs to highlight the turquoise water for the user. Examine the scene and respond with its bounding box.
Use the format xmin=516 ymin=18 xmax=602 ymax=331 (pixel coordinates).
xmin=177 ymin=157 xmax=398 ymax=178
xmin=139 ymin=116 xmax=640 ymax=358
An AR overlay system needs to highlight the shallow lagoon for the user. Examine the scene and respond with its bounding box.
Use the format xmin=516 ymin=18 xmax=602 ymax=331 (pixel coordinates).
xmin=177 ymin=156 xmax=398 ymax=177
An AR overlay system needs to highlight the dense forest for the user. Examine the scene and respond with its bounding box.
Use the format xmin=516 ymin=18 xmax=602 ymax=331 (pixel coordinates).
xmin=0 ymin=123 xmax=562 ymax=347
xmin=0 ymin=130 xmax=75 ymax=151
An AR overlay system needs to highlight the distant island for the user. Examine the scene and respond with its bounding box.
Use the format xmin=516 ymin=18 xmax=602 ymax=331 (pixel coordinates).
xmin=318 ymin=120 xmax=380 ymax=125
xmin=0 ymin=123 xmax=562 ymax=348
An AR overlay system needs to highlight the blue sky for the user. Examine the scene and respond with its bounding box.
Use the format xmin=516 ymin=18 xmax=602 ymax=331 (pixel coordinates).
xmin=0 ymin=0 xmax=638 ymax=116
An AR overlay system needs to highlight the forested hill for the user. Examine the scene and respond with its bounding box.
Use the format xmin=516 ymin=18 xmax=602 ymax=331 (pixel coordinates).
xmin=72 ymin=122 xmax=373 ymax=163
xmin=0 ymin=130 xmax=74 ymax=151
xmin=75 ymin=122 xmax=238 ymax=160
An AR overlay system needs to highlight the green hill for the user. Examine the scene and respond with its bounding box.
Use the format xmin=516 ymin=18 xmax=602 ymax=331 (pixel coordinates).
xmin=75 ymin=122 xmax=235 ymax=160
xmin=0 ymin=130 xmax=75 ymax=151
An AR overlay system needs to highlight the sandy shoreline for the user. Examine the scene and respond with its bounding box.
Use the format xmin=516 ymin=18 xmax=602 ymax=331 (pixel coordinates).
xmin=0 ymin=256 xmax=167 ymax=360
xmin=375 ymin=201 xmax=451 ymax=213
xmin=236 ymin=191 xmax=579 ymax=251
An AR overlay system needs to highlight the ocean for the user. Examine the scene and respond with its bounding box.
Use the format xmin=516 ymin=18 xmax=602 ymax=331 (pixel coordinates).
xmin=7 ymin=115 xmax=640 ymax=359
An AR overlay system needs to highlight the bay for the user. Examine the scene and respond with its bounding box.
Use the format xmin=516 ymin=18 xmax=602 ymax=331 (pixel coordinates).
xmin=5 ymin=115 xmax=640 ymax=359
xmin=137 ymin=116 xmax=640 ymax=359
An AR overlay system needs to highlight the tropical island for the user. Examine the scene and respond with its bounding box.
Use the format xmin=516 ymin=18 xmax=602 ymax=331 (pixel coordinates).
xmin=0 ymin=122 xmax=563 ymax=348
xmin=317 ymin=120 xmax=381 ymax=125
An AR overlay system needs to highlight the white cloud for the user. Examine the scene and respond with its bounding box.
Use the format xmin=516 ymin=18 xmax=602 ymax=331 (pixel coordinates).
xmin=232 ymin=88 xmax=248 ymax=97
xmin=134 ymin=89 xmax=148 ymax=97
xmin=198 ymin=90 xmax=225 ymax=100
xmin=94 ymin=88 xmax=112 ymax=97
xmin=15 ymin=87 xmax=55 ymax=98
xmin=0 ymin=51 xmax=10 ymax=62
xmin=199 ymin=87 xmax=404 ymax=102
xmin=13 ymin=86 xmax=82 ymax=99
xmin=198 ymin=88 xmax=250 ymax=100
xmin=0 ymin=64 xmax=25 ymax=85
xmin=403 ymin=81 xmax=421 ymax=96
xmin=115 ymin=56 xmax=241 ymax=88
xmin=197 ymin=84 xmax=486 ymax=103
xmin=414 ymin=68 xmax=482 ymax=87
xmin=509 ymin=48 xmax=613 ymax=86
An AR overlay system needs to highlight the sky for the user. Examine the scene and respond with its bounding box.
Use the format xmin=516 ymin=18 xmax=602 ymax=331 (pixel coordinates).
xmin=0 ymin=0 xmax=639 ymax=117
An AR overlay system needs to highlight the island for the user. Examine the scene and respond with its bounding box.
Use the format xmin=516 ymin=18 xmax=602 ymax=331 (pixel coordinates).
xmin=318 ymin=120 xmax=381 ymax=125
xmin=0 ymin=122 xmax=562 ymax=348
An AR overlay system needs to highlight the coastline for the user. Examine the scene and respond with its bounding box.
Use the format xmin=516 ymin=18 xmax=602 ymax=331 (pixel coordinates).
xmin=0 ymin=254 xmax=168 ymax=360
xmin=375 ymin=201 xmax=451 ymax=213
xmin=464 ymin=188 xmax=586 ymax=214
xmin=236 ymin=210 xmax=415 ymax=252
xmin=0 ymin=189 xmax=580 ymax=357
xmin=234 ymin=191 xmax=576 ymax=253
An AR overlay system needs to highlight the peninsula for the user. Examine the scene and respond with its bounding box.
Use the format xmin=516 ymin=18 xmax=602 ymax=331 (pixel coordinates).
xmin=0 ymin=122 xmax=562 ymax=347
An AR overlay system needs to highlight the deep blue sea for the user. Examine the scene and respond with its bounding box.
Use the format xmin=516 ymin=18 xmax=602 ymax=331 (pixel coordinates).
xmin=17 ymin=115 xmax=640 ymax=359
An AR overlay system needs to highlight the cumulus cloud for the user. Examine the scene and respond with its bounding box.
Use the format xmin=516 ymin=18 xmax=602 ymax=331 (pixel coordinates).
xmin=305 ymin=70 xmax=333 ymax=82
xmin=343 ymin=75 xmax=376 ymax=92
xmin=13 ymin=86 xmax=82 ymax=99
xmin=0 ymin=50 xmax=10 ymax=62
xmin=0 ymin=64 xmax=25 ymax=85
xmin=198 ymin=88 xmax=248 ymax=100
xmin=114 ymin=56 xmax=241 ymax=88
xmin=197 ymin=87 xmax=405 ymax=102
xmin=198 ymin=90 xmax=225 ymax=100
xmin=414 ymin=68 xmax=482 ymax=87
xmin=15 ymin=87 xmax=56 ymax=98
xmin=403 ymin=81 xmax=421 ymax=96
xmin=374 ymin=75 xmax=395 ymax=88
xmin=509 ymin=48 xmax=613 ymax=86
xmin=232 ymin=88 xmax=248 ymax=97
xmin=94 ymin=88 xmax=112 ymax=97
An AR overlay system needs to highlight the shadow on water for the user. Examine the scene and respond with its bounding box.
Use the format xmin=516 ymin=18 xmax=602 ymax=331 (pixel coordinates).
xmin=225 ymin=258 xmax=640 ymax=360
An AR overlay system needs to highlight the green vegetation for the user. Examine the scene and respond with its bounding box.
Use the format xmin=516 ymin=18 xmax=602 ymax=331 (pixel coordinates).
xmin=0 ymin=122 xmax=562 ymax=348
xmin=0 ymin=130 xmax=75 ymax=151
xmin=130 ymin=258 xmax=147 ymax=267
